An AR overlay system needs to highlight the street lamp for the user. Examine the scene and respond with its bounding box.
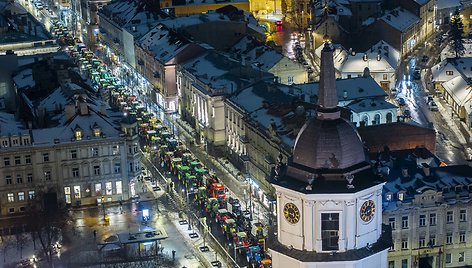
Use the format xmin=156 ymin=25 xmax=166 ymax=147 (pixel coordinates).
xmin=182 ymin=188 xmax=192 ymax=230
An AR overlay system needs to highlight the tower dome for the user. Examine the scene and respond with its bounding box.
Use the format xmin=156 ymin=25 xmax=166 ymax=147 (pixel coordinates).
xmin=289 ymin=42 xmax=367 ymax=181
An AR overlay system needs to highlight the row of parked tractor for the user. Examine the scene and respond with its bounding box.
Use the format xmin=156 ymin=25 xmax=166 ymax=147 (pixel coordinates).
xmin=156 ymin=142 xmax=272 ymax=267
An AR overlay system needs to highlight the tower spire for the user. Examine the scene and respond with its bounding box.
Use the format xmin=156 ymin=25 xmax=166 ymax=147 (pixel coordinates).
xmin=317 ymin=39 xmax=340 ymax=120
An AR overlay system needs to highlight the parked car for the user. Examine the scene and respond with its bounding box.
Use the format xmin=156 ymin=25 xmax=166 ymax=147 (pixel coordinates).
xmin=465 ymin=147 xmax=472 ymax=161
xmin=428 ymin=101 xmax=438 ymax=111
xmin=397 ymin=97 xmax=406 ymax=106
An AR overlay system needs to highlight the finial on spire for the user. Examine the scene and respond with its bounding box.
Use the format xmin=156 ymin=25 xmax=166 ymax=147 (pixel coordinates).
xmin=317 ymin=36 xmax=340 ymax=120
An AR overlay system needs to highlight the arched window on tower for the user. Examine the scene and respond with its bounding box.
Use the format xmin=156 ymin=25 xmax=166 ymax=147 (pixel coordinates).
xmin=362 ymin=114 xmax=369 ymax=126
xmin=386 ymin=112 xmax=393 ymax=123
xmin=374 ymin=114 xmax=381 ymax=125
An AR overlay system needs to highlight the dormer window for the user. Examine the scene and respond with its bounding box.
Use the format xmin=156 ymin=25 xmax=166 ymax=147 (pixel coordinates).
xmin=93 ymin=125 xmax=102 ymax=137
xmin=75 ymin=129 xmax=83 ymax=140
xmin=386 ymin=192 xmax=393 ymax=201
xmin=398 ymin=191 xmax=405 ymax=201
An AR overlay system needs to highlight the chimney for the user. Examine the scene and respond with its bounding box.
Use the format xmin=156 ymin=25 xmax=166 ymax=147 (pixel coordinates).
xmin=100 ymin=103 xmax=107 ymax=115
xmin=422 ymin=163 xmax=430 ymax=177
xmin=401 ymin=168 xmax=409 ymax=178
xmin=65 ymin=104 xmax=76 ymax=121
xmin=79 ymin=102 xmax=89 ymax=115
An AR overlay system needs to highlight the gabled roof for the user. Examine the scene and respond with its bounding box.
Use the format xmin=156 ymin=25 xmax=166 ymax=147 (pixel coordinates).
xmin=340 ymin=40 xmax=400 ymax=73
xmin=441 ymin=76 xmax=472 ymax=112
xmin=347 ymin=98 xmax=397 ymax=113
xmin=139 ymin=24 xmax=190 ymax=63
xmin=380 ymin=7 xmax=419 ymax=32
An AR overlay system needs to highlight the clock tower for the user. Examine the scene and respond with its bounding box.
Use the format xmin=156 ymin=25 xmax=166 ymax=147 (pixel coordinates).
xmin=268 ymin=41 xmax=392 ymax=268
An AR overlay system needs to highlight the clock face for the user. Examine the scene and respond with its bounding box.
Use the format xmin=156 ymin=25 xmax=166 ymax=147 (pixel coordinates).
xmin=360 ymin=200 xmax=376 ymax=222
xmin=283 ymin=203 xmax=300 ymax=224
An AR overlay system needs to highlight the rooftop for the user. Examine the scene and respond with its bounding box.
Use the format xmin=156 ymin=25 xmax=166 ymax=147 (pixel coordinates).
xmin=139 ymin=24 xmax=191 ymax=63
xmin=380 ymin=8 xmax=419 ymax=32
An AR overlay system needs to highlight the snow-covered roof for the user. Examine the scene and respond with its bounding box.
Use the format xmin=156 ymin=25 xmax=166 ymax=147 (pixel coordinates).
xmin=161 ymin=12 xmax=230 ymax=29
xmin=440 ymin=39 xmax=472 ymax=61
xmin=0 ymin=111 xmax=27 ymax=137
xmin=13 ymin=68 xmax=35 ymax=89
xmin=182 ymin=51 xmax=246 ymax=95
xmin=295 ymin=76 xmax=388 ymax=104
xmin=340 ymin=41 xmax=400 ymax=73
xmin=180 ymin=0 xmax=247 ymax=5
xmin=441 ymin=76 xmax=472 ymax=108
xmin=123 ymin=11 xmax=170 ymax=38
xmin=380 ymin=7 xmax=419 ymax=32
xmin=347 ymin=98 xmax=397 ymax=113
xmin=138 ymin=24 xmax=190 ymax=63
xmin=436 ymin=0 xmax=461 ymax=10
xmin=246 ymin=47 xmax=283 ymax=70
xmin=413 ymin=0 xmax=430 ymax=5
xmin=432 ymin=57 xmax=472 ymax=82
xmin=315 ymin=43 xmax=348 ymax=70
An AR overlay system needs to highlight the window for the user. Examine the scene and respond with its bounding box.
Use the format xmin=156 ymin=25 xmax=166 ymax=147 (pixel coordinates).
xmin=43 ymin=153 xmax=49 ymax=162
xmin=28 ymin=191 xmax=35 ymax=200
xmin=460 ymin=209 xmax=467 ymax=221
xmin=44 ymin=171 xmax=51 ymax=181
xmin=72 ymin=168 xmax=79 ymax=177
xmin=402 ymin=216 xmax=408 ymax=229
xmin=428 ymin=235 xmax=436 ymax=247
xmin=92 ymin=147 xmax=99 ymax=157
xmin=419 ymin=214 xmax=426 ymax=226
xmin=114 ymin=163 xmax=121 ymax=174
xmin=7 ymin=193 xmax=14 ymax=202
xmin=401 ymin=259 xmax=408 ymax=268
xmin=4 ymin=157 xmax=10 ymax=166
xmin=429 ymin=213 xmax=436 ymax=226
xmin=93 ymin=165 xmax=100 ymax=175
xmin=106 ymin=182 xmax=112 ymax=195
xmin=388 ymin=261 xmax=394 ymax=268
xmin=446 ymin=253 xmax=452 ymax=264
xmin=27 ymin=173 xmax=33 ymax=183
xmin=287 ymin=76 xmax=294 ymax=84
xmin=321 ymin=213 xmax=339 ymax=251
xmin=8 ymin=208 xmax=14 ymax=213
xmin=5 ymin=175 xmax=12 ymax=185
xmin=25 ymin=155 xmax=31 ymax=164
xmin=64 ymin=187 xmax=71 ymax=204
xmin=16 ymin=174 xmax=22 ymax=184
xmin=459 ymin=252 xmax=465 ymax=262
xmin=401 ymin=238 xmax=408 ymax=249
xmin=95 ymin=183 xmax=102 ymax=196
xmin=74 ymin=185 xmax=81 ymax=199
xmin=447 ymin=211 xmax=454 ymax=223
xmin=386 ymin=192 xmax=392 ymax=201
xmin=373 ymin=114 xmax=381 ymax=125
xmin=18 ymin=192 xmax=25 ymax=201
xmin=116 ymin=181 xmax=122 ymax=195
xmin=446 ymin=71 xmax=454 ymax=75
xmin=389 ymin=217 xmax=396 ymax=230
xmin=112 ymin=145 xmax=119 ymax=155
xmin=14 ymin=156 xmax=21 ymax=165
xmin=93 ymin=127 xmax=101 ymax=137
xmin=446 ymin=233 xmax=453 ymax=244
xmin=71 ymin=149 xmax=77 ymax=159
xmin=419 ymin=237 xmax=426 ymax=248
xmin=460 ymin=231 xmax=466 ymax=243
xmin=75 ymin=129 xmax=82 ymax=140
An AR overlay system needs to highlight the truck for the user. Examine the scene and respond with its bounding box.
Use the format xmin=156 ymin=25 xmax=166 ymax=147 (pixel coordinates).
xmin=209 ymin=183 xmax=226 ymax=202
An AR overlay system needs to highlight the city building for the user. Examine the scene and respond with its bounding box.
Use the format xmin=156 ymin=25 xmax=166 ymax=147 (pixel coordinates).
xmin=268 ymin=42 xmax=391 ymax=267
xmin=399 ymin=0 xmax=435 ymax=45
xmin=431 ymin=57 xmax=472 ymax=128
xmin=135 ymin=23 xmax=207 ymax=113
xmin=229 ymin=35 xmax=309 ymax=85
xmin=177 ymin=50 xmax=273 ymax=150
xmin=0 ymin=55 xmax=141 ymax=217
xmin=339 ymin=40 xmax=400 ymax=91
xmin=435 ymin=0 xmax=461 ymax=25
xmin=379 ymin=148 xmax=472 ymax=267
xmin=0 ymin=5 xmax=59 ymax=56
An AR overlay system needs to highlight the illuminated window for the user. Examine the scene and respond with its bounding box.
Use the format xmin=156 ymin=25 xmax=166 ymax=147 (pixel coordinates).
xmin=7 ymin=193 xmax=14 ymax=202
xmin=112 ymin=145 xmax=119 ymax=155
xmin=74 ymin=185 xmax=81 ymax=199
xmin=28 ymin=191 xmax=35 ymax=200
xmin=64 ymin=187 xmax=71 ymax=204
xmin=116 ymin=181 xmax=122 ymax=195
xmin=18 ymin=192 xmax=25 ymax=201
xmin=106 ymin=182 xmax=112 ymax=195
xmin=93 ymin=127 xmax=101 ymax=137
xmin=446 ymin=71 xmax=454 ymax=75
xmin=75 ymin=129 xmax=83 ymax=140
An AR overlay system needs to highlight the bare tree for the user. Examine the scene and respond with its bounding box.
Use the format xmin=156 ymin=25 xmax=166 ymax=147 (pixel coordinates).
xmin=1 ymin=234 xmax=15 ymax=264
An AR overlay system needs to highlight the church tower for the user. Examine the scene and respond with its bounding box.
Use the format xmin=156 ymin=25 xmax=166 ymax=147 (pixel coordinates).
xmin=268 ymin=41 xmax=392 ymax=268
